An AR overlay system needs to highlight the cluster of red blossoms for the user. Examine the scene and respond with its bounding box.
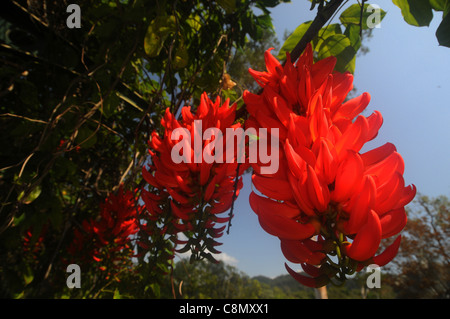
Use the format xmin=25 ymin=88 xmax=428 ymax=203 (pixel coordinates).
xmin=245 ymin=45 xmax=416 ymax=287
xmin=67 ymin=186 xmax=139 ymax=279
xmin=141 ymin=93 xmax=247 ymax=262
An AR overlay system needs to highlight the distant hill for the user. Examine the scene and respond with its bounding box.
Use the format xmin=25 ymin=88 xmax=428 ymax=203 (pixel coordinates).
xmin=251 ymin=274 xmax=316 ymax=299
xmin=251 ymin=273 xmax=392 ymax=299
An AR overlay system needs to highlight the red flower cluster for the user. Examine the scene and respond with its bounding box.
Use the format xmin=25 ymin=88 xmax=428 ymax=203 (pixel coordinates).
xmin=23 ymin=225 xmax=47 ymax=262
xmin=142 ymin=93 xmax=247 ymax=262
xmin=67 ymin=186 xmax=139 ymax=277
xmin=245 ymin=45 xmax=416 ymax=287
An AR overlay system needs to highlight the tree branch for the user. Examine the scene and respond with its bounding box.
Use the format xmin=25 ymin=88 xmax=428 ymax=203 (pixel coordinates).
xmin=288 ymin=0 xmax=345 ymax=64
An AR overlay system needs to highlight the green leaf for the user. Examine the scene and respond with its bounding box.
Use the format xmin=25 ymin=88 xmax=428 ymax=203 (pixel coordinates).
xmin=257 ymin=14 xmax=274 ymax=29
xmin=149 ymin=283 xmax=160 ymax=298
xmin=339 ymin=3 xmax=387 ymax=29
xmin=113 ymin=289 xmax=121 ymax=299
xmin=313 ymin=23 xmax=342 ymax=51
xmin=436 ymin=11 xmax=450 ymax=47
xmin=318 ymin=34 xmax=356 ymax=74
xmin=23 ymin=266 xmax=34 ymax=286
xmin=75 ymin=126 xmax=97 ymax=148
xmin=102 ymin=92 xmax=119 ymax=118
xmin=144 ymin=15 xmax=176 ymax=57
xmin=186 ymin=14 xmax=202 ymax=32
xmin=217 ymin=0 xmax=236 ymax=14
xmin=318 ymin=34 xmax=350 ymax=60
xmin=173 ymin=44 xmax=189 ymax=69
xmin=393 ymin=0 xmax=433 ymax=26
xmin=344 ymin=23 xmax=362 ymax=52
xmin=429 ymin=0 xmax=447 ymax=11
xmin=277 ymin=21 xmax=312 ymax=60
xmin=17 ymin=186 xmax=42 ymax=204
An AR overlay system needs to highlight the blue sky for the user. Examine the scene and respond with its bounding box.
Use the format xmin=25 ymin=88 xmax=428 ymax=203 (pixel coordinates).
xmin=179 ymin=1 xmax=450 ymax=279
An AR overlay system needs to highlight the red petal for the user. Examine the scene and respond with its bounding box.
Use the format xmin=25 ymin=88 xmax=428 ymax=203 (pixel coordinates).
xmin=284 ymin=139 xmax=307 ymax=179
xmin=366 ymin=152 xmax=405 ymax=186
xmin=280 ymin=239 xmax=325 ymax=265
xmin=142 ymin=167 xmax=162 ymax=188
xmin=315 ymin=138 xmax=338 ymax=185
xmin=335 ymin=115 xmax=368 ymax=159
xmin=330 ymin=72 xmax=353 ymax=113
xmin=372 ymin=235 xmax=402 ymax=267
xmin=252 ymin=174 xmax=293 ymax=201
xmin=249 ymin=192 xmax=315 ymax=240
xmin=301 ymin=263 xmax=322 ymax=278
xmin=396 ymin=184 xmax=417 ymax=209
xmin=288 ymin=173 xmax=315 ymax=216
xmin=361 ymin=142 xmax=396 ymax=168
xmin=380 ymin=207 xmax=407 ymax=238
xmin=374 ymin=172 xmax=405 ymax=214
xmin=204 ymin=175 xmax=217 ymax=202
xmin=311 ymin=56 xmax=336 ymax=89
xmin=167 ymin=187 xmax=190 ymax=204
xmin=332 ymin=151 xmax=364 ymax=202
xmin=264 ymin=48 xmax=282 ymax=76
xmin=306 ymin=165 xmax=329 ymax=212
xmin=264 ymin=86 xmax=291 ymax=127
xmin=249 ymin=191 xmax=300 ymax=219
xmin=170 ymin=201 xmax=191 ymax=220
xmin=345 ymin=210 xmax=382 ymax=261
xmin=285 ymin=263 xmax=329 ymax=288
xmin=366 ymin=110 xmax=383 ymax=141
xmin=333 ymin=92 xmax=370 ymax=122
xmin=344 ymin=175 xmax=376 ymax=234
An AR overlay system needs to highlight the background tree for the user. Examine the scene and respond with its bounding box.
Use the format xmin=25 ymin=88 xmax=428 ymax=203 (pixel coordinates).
xmin=383 ymin=195 xmax=450 ymax=298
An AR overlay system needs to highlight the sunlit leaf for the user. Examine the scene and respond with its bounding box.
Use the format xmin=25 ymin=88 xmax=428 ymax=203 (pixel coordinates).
xmin=277 ymin=21 xmax=312 ymax=60
xmin=217 ymin=0 xmax=236 ymax=14
xmin=173 ymin=44 xmax=189 ymax=69
xmin=318 ymin=34 xmax=356 ymax=73
xmin=436 ymin=12 xmax=450 ymax=47
xmin=144 ymin=15 xmax=176 ymax=57
xmin=17 ymin=186 xmax=42 ymax=204
xmin=339 ymin=3 xmax=387 ymax=29
xmin=393 ymin=0 xmax=433 ymax=26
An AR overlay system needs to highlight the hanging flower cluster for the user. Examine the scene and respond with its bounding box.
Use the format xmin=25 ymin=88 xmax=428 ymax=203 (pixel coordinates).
xmin=67 ymin=186 xmax=139 ymax=279
xmin=22 ymin=225 xmax=47 ymax=264
xmin=245 ymin=45 xmax=416 ymax=287
xmin=141 ymin=92 xmax=247 ymax=263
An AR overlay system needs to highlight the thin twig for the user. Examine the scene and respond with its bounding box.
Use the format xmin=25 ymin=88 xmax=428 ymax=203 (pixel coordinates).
xmin=0 ymin=113 xmax=48 ymax=124
xmin=226 ymin=163 xmax=241 ymax=235
xmin=287 ymin=0 xmax=345 ymax=64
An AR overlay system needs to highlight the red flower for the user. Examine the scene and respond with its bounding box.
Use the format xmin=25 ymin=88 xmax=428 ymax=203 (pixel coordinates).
xmin=142 ymin=93 xmax=247 ymax=261
xmin=245 ymin=45 xmax=416 ymax=287
xmin=67 ymin=186 xmax=139 ymax=276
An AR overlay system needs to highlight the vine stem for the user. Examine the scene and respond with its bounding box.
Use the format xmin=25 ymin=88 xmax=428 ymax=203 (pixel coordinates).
xmin=286 ymin=0 xmax=345 ymax=64
xmin=226 ymin=162 xmax=241 ymax=235
xmin=235 ymin=0 xmax=345 ymax=121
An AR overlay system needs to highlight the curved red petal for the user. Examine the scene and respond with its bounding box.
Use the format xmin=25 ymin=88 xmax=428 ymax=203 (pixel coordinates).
xmin=380 ymin=207 xmax=407 ymax=238
xmin=332 ymin=151 xmax=364 ymax=202
xmin=372 ymin=235 xmax=402 ymax=267
xmin=285 ymin=263 xmax=329 ymax=288
xmin=346 ymin=210 xmax=382 ymax=261
xmin=252 ymin=173 xmax=293 ymax=201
